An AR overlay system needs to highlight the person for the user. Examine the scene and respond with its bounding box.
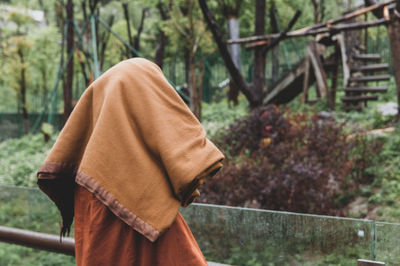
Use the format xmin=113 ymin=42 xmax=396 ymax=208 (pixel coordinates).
xmin=37 ymin=58 xmax=224 ymax=265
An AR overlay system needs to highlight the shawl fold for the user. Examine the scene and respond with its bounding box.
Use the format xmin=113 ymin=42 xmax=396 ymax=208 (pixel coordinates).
xmin=37 ymin=58 xmax=224 ymax=242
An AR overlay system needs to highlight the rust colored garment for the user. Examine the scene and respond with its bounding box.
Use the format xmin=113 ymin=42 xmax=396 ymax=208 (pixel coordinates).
xmin=37 ymin=58 xmax=224 ymax=241
xmin=74 ymin=185 xmax=207 ymax=266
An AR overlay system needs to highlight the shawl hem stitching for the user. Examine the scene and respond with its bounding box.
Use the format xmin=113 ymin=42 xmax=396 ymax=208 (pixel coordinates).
xmin=75 ymin=171 xmax=160 ymax=242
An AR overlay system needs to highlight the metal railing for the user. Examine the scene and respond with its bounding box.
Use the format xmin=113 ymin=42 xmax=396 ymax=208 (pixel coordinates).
xmin=1 ymin=185 xmax=399 ymax=264
xmin=0 ymin=225 xmax=230 ymax=266
xmin=0 ymin=225 xmax=74 ymax=256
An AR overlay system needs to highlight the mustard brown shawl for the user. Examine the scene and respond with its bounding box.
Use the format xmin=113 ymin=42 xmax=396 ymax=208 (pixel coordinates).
xmin=37 ymin=58 xmax=224 ymax=242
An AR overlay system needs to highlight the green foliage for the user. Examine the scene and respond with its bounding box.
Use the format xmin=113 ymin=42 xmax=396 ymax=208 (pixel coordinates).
xmin=0 ymin=243 xmax=74 ymax=266
xmin=367 ymin=131 xmax=400 ymax=212
xmin=202 ymin=97 xmax=249 ymax=137
xmin=0 ymin=186 xmax=75 ymax=265
xmin=29 ymin=25 xmax=60 ymax=99
xmin=0 ymin=134 xmax=57 ymax=186
xmin=41 ymin=122 xmax=54 ymax=136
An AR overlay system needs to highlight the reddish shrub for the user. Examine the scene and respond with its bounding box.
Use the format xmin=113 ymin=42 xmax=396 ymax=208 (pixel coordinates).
xmin=198 ymin=106 xmax=382 ymax=215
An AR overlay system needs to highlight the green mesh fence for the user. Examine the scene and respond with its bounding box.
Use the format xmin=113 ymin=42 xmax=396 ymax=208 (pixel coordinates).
xmin=367 ymin=25 xmax=393 ymax=73
xmin=0 ymin=32 xmax=392 ymax=142
xmin=0 ymin=113 xmax=64 ymax=141
xmin=1 ymin=185 xmax=400 ymax=265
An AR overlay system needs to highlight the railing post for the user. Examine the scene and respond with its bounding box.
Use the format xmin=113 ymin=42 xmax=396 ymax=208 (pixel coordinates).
xmin=370 ymin=220 xmax=376 ymax=261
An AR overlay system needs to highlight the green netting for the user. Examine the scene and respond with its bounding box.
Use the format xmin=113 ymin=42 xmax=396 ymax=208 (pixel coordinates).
xmin=0 ymin=113 xmax=63 ymax=141
xmin=0 ymin=30 xmax=392 ymax=141
xmin=1 ymin=185 xmax=400 ymax=265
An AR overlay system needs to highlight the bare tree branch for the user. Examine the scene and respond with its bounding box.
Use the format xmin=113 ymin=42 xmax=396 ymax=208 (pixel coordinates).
xmin=134 ymin=8 xmax=148 ymax=51
xmin=198 ymin=0 xmax=255 ymax=105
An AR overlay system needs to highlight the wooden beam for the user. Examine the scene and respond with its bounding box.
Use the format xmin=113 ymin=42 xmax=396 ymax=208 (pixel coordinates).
xmin=261 ymin=10 xmax=301 ymax=53
xmin=228 ymin=0 xmax=395 ymax=44
xmin=310 ymin=0 xmax=394 ymax=30
xmin=388 ymin=4 xmax=400 ymax=121
xmin=330 ymin=44 xmax=340 ymax=110
xmin=308 ymin=18 xmax=389 ymax=35
xmin=245 ymin=11 xmax=301 ymax=50
xmin=245 ymin=40 xmax=269 ymax=49
xmin=333 ymin=33 xmax=350 ymax=88
xmin=244 ymin=19 xmax=389 ymax=49
xmin=301 ymin=54 xmax=311 ymax=103
xmin=308 ymin=42 xmax=329 ymax=98
xmin=263 ymin=59 xmax=307 ymax=104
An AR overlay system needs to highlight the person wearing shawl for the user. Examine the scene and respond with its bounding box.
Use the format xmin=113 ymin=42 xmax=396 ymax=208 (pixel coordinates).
xmin=37 ymin=58 xmax=224 ymax=265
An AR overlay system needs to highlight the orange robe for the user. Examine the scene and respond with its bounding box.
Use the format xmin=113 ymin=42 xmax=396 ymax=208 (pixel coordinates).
xmin=74 ymin=185 xmax=207 ymax=266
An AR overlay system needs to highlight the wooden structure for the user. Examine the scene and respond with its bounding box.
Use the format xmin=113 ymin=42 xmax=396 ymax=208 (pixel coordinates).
xmin=262 ymin=41 xmax=336 ymax=107
xmin=231 ymin=0 xmax=397 ymax=111
xmin=358 ymin=259 xmax=386 ymax=265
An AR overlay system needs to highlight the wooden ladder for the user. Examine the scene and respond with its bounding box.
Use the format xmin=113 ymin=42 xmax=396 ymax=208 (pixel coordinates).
xmin=339 ymin=42 xmax=390 ymax=108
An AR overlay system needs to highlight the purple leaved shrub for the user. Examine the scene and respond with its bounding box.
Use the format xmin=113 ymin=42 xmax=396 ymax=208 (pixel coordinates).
xmin=199 ymin=105 xmax=382 ymax=215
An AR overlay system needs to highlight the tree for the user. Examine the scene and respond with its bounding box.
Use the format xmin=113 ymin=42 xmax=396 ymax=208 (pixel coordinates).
xmin=388 ymin=1 xmax=400 ymax=121
xmin=216 ymin=0 xmax=243 ymax=71
xmin=311 ymin=0 xmax=326 ymax=24
xmin=4 ymin=12 xmax=34 ymax=133
xmin=198 ymin=0 xmax=265 ymax=108
xmin=216 ymin=0 xmax=243 ymax=105
xmin=64 ymin=0 xmax=74 ymax=123
xmin=121 ymin=1 xmax=146 ymax=57
xmin=153 ymin=1 xmax=170 ymax=68
xmin=365 ymin=0 xmax=400 ymax=121
xmin=167 ymin=0 xmax=215 ymax=120
xmin=30 ymin=26 xmax=60 ymax=108
xmin=199 ymin=0 xmax=300 ymax=108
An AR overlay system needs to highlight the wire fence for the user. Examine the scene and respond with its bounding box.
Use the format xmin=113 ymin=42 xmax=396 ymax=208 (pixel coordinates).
xmin=0 ymin=30 xmax=393 ymax=141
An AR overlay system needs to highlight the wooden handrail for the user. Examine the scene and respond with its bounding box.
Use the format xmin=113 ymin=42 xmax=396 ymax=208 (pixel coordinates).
xmin=0 ymin=225 xmax=74 ymax=256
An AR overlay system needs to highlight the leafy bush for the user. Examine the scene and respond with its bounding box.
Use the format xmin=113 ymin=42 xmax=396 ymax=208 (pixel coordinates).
xmin=198 ymin=105 xmax=382 ymax=215
xmin=0 ymin=134 xmax=57 ymax=186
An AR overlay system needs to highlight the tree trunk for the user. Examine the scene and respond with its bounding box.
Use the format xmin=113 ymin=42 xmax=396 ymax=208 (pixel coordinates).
xmin=63 ymin=0 xmax=74 ymax=124
xmin=154 ymin=2 xmax=169 ymax=69
xmin=99 ymin=15 xmax=114 ymax=68
xmin=227 ymin=17 xmax=241 ymax=71
xmin=154 ymin=30 xmax=166 ymax=68
xmin=41 ymin=70 xmax=48 ymax=107
xmin=18 ymin=48 xmax=28 ymax=134
xmin=184 ymin=48 xmax=190 ymax=91
xmin=364 ymin=0 xmax=384 ymax=19
xmin=76 ymin=49 xmax=90 ymax=86
xmin=367 ymin=0 xmax=400 ymax=119
xmin=188 ymin=1 xmax=201 ymax=120
xmin=311 ymin=0 xmax=319 ymax=24
xmin=122 ymin=2 xmax=134 ymax=57
xmin=388 ymin=7 xmax=400 ymax=120
xmin=250 ymin=0 xmax=266 ymax=102
xmin=189 ymin=51 xmax=201 ymax=120
xmin=134 ymin=9 xmax=148 ymax=52
xmin=270 ymin=2 xmax=280 ymax=81
xmin=198 ymin=0 xmax=255 ymax=106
